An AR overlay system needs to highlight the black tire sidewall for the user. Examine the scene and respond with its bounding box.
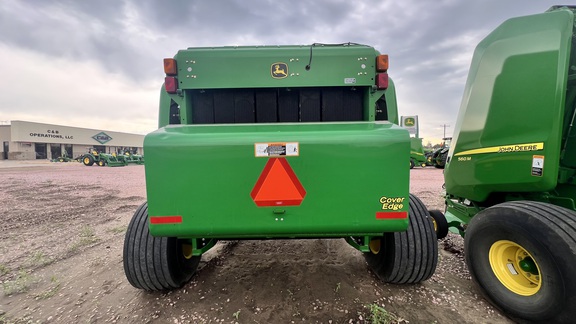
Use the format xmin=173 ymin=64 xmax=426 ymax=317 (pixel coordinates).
xmin=83 ymin=155 xmax=94 ymax=166
xmin=465 ymin=208 xmax=565 ymax=321
xmin=166 ymin=238 xmax=200 ymax=286
xmin=429 ymin=209 xmax=449 ymax=239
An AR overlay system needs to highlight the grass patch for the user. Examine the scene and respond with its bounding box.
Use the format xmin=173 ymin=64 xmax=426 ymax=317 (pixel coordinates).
xmin=334 ymin=282 xmax=341 ymax=293
xmin=35 ymin=276 xmax=61 ymax=300
xmin=26 ymin=251 xmax=53 ymax=267
xmin=108 ymin=225 xmax=127 ymax=234
xmin=368 ymin=304 xmax=402 ymax=324
xmin=2 ymin=271 xmax=36 ymax=296
xmin=69 ymin=226 xmax=99 ymax=253
xmin=0 ymin=263 xmax=9 ymax=276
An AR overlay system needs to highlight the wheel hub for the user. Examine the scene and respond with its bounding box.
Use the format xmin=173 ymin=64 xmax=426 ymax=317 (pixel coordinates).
xmin=181 ymin=242 xmax=193 ymax=259
xmin=489 ymin=240 xmax=541 ymax=296
xmin=369 ymin=239 xmax=381 ymax=254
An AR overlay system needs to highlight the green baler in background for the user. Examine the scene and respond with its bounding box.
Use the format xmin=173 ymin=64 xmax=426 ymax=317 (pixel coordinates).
xmin=410 ymin=137 xmax=427 ymax=169
xmin=123 ymin=44 xmax=438 ymax=292
xmin=442 ymin=6 xmax=576 ymax=323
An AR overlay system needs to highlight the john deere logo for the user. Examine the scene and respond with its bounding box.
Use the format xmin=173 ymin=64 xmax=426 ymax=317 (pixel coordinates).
xmin=271 ymin=63 xmax=288 ymax=79
xmin=92 ymin=132 xmax=112 ymax=144
xmin=404 ymin=118 xmax=416 ymax=127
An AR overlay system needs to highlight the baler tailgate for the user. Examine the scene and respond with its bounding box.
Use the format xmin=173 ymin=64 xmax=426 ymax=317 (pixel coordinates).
xmin=145 ymin=122 xmax=410 ymax=238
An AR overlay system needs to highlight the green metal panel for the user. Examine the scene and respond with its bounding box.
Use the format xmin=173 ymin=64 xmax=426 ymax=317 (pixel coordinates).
xmin=174 ymin=45 xmax=379 ymax=89
xmin=158 ymin=88 xmax=171 ymax=128
xmin=145 ymin=122 xmax=410 ymax=239
xmin=444 ymin=9 xmax=574 ymax=203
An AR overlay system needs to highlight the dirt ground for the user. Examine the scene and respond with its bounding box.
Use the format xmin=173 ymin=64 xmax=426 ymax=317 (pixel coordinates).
xmin=0 ymin=161 xmax=512 ymax=324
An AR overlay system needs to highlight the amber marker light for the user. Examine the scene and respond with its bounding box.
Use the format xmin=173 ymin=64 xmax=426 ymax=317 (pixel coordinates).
xmin=376 ymin=54 xmax=389 ymax=72
xmin=164 ymin=58 xmax=178 ymax=75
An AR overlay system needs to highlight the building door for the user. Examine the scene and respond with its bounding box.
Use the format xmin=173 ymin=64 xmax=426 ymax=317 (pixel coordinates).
xmin=2 ymin=142 xmax=8 ymax=160
xmin=35 ymin=143 xmax=47 ymax=159
xmin=50 ymin=144 xmax=62 ymax=160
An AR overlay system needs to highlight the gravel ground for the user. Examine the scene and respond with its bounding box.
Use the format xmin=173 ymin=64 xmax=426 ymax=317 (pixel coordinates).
xmin=0 ymin=161 xmax=512 ymax=323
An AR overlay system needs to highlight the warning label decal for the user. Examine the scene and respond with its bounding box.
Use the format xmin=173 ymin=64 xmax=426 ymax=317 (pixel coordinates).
xmin=255 ymin=142 xmax=299 ymax=157
xmin=532 ymin=155 xmax=544 ymax=177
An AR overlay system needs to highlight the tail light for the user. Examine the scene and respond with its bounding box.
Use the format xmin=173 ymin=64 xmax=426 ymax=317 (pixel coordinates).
xmin=164 ymin=58 xmax=178 ymax=75
xmin=376 ymin=54 xmax=388 ymax=72
xmin=375 ymin=54 xmax=389 ymax=89
xmin=165 ymin=76 xmax=178 ymax=94
xmin=376 ymin=73 xmax=388 ymax=90
xmin=164 ymin=58 xmax=178 ymax=93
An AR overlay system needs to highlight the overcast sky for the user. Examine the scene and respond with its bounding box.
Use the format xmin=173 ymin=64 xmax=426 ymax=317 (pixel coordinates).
xmin=0 ymin=0 xmax=567 ymax=144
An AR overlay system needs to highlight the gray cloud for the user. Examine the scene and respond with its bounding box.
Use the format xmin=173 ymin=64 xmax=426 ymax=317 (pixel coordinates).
xmin=0 ymin=0 xmax=567 ymax=139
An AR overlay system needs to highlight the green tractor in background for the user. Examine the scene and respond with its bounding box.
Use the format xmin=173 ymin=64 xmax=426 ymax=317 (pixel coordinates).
xmin=426 ymin=137 xmax=451 ymax=169
xmin=117 ymin=150 xmax=145 ymax=165
xmin=81 ymin=149 xmax=127 ymax=167
xmin=123 ymin=44 xmax=438 ymax=293
xmin=440 ymin=6 xmax=576 ymax=323
xmin=51 ymin=150 xmax=73 ymax=163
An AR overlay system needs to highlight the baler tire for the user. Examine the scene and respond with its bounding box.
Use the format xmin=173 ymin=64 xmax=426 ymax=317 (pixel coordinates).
xmin=82 ymin=155 xmax=94 ymax=166
xmin=364 ymin=194 xmax=438 ymax=284
xmin=429 ymin=209 xmax=449 ymax=239
xmin=123 ymin=202 xmax=201 ymax=291
xmin=465 ymin=201 xmax=576 ymax=323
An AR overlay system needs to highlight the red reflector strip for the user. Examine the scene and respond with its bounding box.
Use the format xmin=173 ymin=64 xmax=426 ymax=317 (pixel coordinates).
xmin=149 ymin=216 xmax=182 ymax=224
xmin=376 ymin=211 xmax=407 ymax=219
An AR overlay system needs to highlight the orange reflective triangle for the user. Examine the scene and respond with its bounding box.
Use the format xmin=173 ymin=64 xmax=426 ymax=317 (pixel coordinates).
xmin=251 ymin=158 xmax=306 ymax=207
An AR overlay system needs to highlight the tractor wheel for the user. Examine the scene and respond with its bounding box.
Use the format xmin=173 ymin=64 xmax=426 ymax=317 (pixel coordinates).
xmin=429 ymin=209 xmax=449 ymax=239
xmin=409 ymin=159 xmax=415 ymax=169
xmin=82 ymin=155 xmax=94 ymax=166
xmin=98 ymin=160 xmax=106 ymax=167
xmin=465 ymin=201 xmax=576 ymax=323
xmin=434 ymin=152 xmax=447 ymax=169
xmin=364 ymin=194 xmax=438 ymax=283
xmin=123 ymin=202 xmax=201 ymax=291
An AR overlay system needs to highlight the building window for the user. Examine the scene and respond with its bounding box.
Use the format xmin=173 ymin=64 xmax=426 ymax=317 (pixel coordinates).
xmin=50 ymin=144 xmax=62 ymax=160
xmin=35 ymin=143 xmax=47 ymax=159
xmin=64 ymin=144 xmax=72 ymax=158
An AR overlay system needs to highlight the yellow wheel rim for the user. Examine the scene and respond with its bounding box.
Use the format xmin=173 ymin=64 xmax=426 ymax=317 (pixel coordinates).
xmin=431 ymin=217 xmax=438 ymax=232
xmin=83 ymin=157 xmax=90 ymax=164
xmin=182 ymin=242 xmax=193 ymax=259
xmin=489 ymin=240 xmax=541 ymax=296
xmin=369 ymin=239 xmax=381 ymax=254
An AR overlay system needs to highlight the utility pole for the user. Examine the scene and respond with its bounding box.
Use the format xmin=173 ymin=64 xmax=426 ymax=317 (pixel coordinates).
xmin=440 ymin=124 xmax=450 ymax=138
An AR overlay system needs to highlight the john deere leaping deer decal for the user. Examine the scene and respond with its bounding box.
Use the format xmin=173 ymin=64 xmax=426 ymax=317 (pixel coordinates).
xmin=271 ymin=63 xmax=288 ymax=79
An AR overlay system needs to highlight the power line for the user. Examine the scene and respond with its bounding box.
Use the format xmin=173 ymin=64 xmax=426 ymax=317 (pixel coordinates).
xmin=440 ymin=124 xmax=450 ymax=138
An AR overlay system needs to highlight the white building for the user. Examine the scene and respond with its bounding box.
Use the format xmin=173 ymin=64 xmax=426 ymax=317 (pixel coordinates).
xmin=0 ymin=121 xmax=145 ymax=160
